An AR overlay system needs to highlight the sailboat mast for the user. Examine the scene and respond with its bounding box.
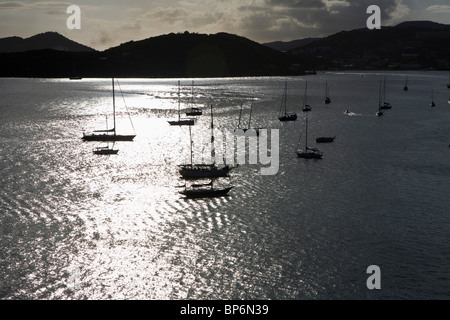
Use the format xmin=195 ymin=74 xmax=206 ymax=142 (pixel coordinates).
xmin=303 ymin=81 xmax=308 ymax=107
xmin=178 ymin=81 xmax=181 ymax=120
xmin=112 ymin=77 xmax=116 ymax=135
xmin=189 ymin=125 xmax=193 ymax=167
xmin=191 ymin=80 xmax=194 ymax=107
xmin=248 ymin=99 xmax=253 ymax=129
xmin=378 ymin=80 xmax=382 ymax=107
xmin=210 ymin=104 xmax=215 ymax=164
xmin=285 ymin=82 xmax=287 ymax=114
xmin=238 ymin=103 xmax=243 ymax=128
xmin=304 ymin=117 xmax=308 ymax=152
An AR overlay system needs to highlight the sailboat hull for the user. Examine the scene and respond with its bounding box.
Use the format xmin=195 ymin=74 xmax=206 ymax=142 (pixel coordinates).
xmin=82 ymin=134 xmax=135 ymax=141
xmin=168 ymin=119 xmax=195 ymax=126
xmin=186 ymin=108 xmax=202 ymax=116
xmin=180 ymin=186 xmax=233 ymax=198
xmin=232 ymin=128 xmax=260 ymax=136
xmin=278 ymin=113 xmax=297 ymax=121
xmin=296 ymin=151 xmax=323 ymax=159
xmin=93 ymin=148 xmax=119 ymax=155
xmin=379 ymin=103 xmax=392 ymax=110
xmin=316 ymin=137 xmax=335 ymax=143
xmin=179 ymin=165 xmax=231 ymax=178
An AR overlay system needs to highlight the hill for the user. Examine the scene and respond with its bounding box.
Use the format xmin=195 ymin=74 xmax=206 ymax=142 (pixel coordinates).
xmin=1 ymin=21 xmax=450 ymax=78
xmin=103 ymin=31 xmax=294 ymax=77
xmin=288 ymin=21 xmax=450 ymax=70
xmin=0 ymin=31 xmax=295 ymax=78
xmin=0 ymin=32 xmax=95 ymax=53
xmin=263 ymin=38 xmax=321 ymax=52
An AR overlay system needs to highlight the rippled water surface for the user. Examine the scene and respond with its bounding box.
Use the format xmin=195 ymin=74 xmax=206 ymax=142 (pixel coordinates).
xmin=1 ymin=72 xmax=450 ymax=299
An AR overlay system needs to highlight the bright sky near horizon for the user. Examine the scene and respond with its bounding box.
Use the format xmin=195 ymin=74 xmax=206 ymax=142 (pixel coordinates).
xmin=1 ymin=0 xmax=449 ymax=50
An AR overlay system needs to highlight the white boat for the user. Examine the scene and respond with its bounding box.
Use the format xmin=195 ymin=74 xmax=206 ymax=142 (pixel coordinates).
xmin=278 ymin=81 xmax=297 ymax=121
xmin=82 ymin=78 xmax=136 ymax=141
xmin=168 ymin=81 xmax=195 ymax=126
xmin=296 ymin=117 xmax=322 ymax=159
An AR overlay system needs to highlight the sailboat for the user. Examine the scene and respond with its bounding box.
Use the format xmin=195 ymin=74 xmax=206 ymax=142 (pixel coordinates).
xmin=178 ymin=104 xmax=232 ymax=179
xmin=179 ymin=177 xmax=233 ymax=198
xmin=379 ymin=76 xmax=392 ymax=110
xmin=233 ymin=99 xmax=260 ymax=136
xmin=82 ymin=78 xmax=136 ymax=141
xmin=316 ymin=136 xmax=335 ymax=143
xmin=302 ymin=81 xmax=311 ymax=112
xmin=376 ymin=80 xmax=384 ymax=116
xmin=278 ymin=81 xmax=297 ymax=121
xmin=403 ymin=76 xmax=408 ymax=91
xmin=447 ymin=72 xmax=450 ymax=89
xmin=91 ymin=116 xmax=119 ymax=154
xmin=430 ymin=89 xmax=435 ymax=107
xmin=93 ymin=142 xmax=119 ymax=155
xmin=296 ymin=117 xmax=323 ymax=159
xmin=185 ymin=81 xmax=202 ymax=116
xmin=324 ymin=81 xmax=331 ymax=104
xmin=168 ymin=81 xmax=195 ymax=126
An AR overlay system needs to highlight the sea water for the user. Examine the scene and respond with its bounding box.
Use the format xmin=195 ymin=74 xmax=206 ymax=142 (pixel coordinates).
xmin=1 ymin=71 xmax=450 ymax=299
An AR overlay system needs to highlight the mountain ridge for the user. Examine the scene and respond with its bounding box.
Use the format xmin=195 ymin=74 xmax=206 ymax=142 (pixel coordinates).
xmin=286 ymin=20 xmax=450 ymax=70
xmin=1 ymin=20 xmax=449 ymax=77
xmin=0 ymin=31 xmax=296 ymax=77
xmin=0 ymin=31 xmax=96 ymax=53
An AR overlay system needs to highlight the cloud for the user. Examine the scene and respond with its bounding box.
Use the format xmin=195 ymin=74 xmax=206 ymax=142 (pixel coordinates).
xmin=264 ymin=0 xmax=325 ymax=9
xmin=0 ymin=1 xmax=69 ymax=14
xmin=0 ymin=1 xmax=25 ymax=9
xmin=232 ymin=0 xmax=413 ymax=42
xmin=426 ymin=5 xmax=450 ymax=14
xmin=0 ymin=0 xmax=421 ymax=50
xmin=384 ymin=0 xmax=410 ymax=23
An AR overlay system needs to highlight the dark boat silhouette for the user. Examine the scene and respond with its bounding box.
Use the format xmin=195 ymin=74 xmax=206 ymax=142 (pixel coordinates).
xmin=82 ymin=78 xmax=136 ymax=142
xmin=168 ymin=81 xmax=195 ymax=126
xmin=278 ymin=81 xmax=297 ymax=121
xmin=179 ymin=105 xmax=232 ymax=179
xmin=316 ymin=136 xmax=335 ymax=143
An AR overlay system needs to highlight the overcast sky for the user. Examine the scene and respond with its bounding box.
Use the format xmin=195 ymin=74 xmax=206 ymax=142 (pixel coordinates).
xmin=1 ymin=0 xmax=449 ymax=50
